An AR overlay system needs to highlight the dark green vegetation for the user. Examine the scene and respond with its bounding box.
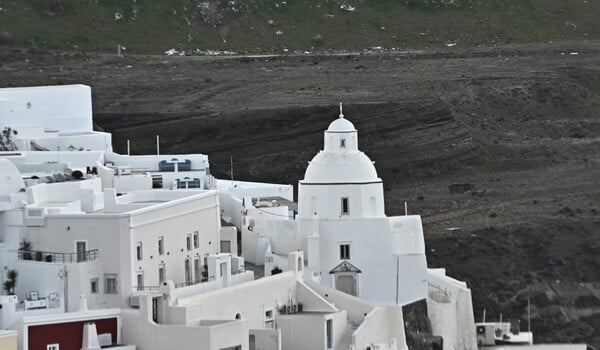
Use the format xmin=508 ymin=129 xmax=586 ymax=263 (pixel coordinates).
xmin=1 ymin=40 xmax=599 ymax=346
xmin=1 ymin=0 xmax=600 ymax=54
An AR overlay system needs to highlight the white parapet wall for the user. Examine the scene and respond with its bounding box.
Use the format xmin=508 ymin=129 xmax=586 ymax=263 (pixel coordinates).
xmin=426 ymin=269 xmax=478 ymax=350
xmin=122 ymin=296 xmax=249 ymax=350
xmin=352 ymin=306 xmax=408 ymax=350
xmin=249 ymin=328 xmax=281 ymax=350
xmin=0 ymin=85 xmax=93 ymax=132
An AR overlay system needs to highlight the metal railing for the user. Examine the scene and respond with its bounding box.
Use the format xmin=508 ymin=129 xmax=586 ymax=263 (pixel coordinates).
xmin=427 ymin=282 xmax=453 ymax=304
xmin=18 ymin=249 xmax=99 ymax=263
xmin=174 ymin=277 xmax=211 ymax=288
xmin=132 ymin=286 xmax=161 ymax=292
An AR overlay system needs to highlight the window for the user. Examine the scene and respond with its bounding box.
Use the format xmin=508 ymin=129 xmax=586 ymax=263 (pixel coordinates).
xmin=220 ymin=240 xmax=231 ymax=253
xmin=341 ymin=197 xmax=349 ymax=215
xmin=264 ymin=309 xmax=274 ymax=328
xmin=194 ymin=258 xmax=201 ymax=283
xmin=186 ymin=234 xmax=192 ymax=251
xmin=47 ymin=345 xmax=59 ymax=350
xmin=136 ymin=242 xmax=143 ymax=261
xmin=158 ymin=236 xmax=164 ymax=255
xmin=104 ymin=274 xmax=118 ymax=294
xmin=90 ymin=278 xmax=99 ymax=294
xmin=340 ymin=244 xmax=351 ymax=260
xmin=340 ymin=138 xmax=346 ymax=149
xmin=193 ymin=231 xmax=199 ymax=249
xmin=158 ymin=265 xmax=166 ymax=284
xmin=136 ymin=273 xmax=144 ymax=291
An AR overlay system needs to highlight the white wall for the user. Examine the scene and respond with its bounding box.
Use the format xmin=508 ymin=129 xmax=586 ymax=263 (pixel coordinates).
xmin=0 ymin=160 xmax=24 ymax=199
xmin=427 ymin=271 xmax=478 ymax=350
xmin=14 ymin=261 xmax=63 ymax=304
xmin=0 ymin=85 xmax=93 ymax=132
xmin=353 ymin=306 xmax=408 ymax=350
xmin=174 ymin=271 xmax=299 ymax=329
xmin=21 ymin=132 xmax=112 ymax=153
xmin=129 ymin=191 xmax=221 ymax=289
xmin=23 ymin=214 xmax=126 ymax=308
xmin=27 ymin=178 xmax=104 ymax=213
xmin=298 ymin=216 xmax=428 ymax=305
xmin=249 ymin=328 xmax=281 ymax=350
xmin=220 ymin=226 xmax=238 ymax=255
xmin=278 ymin=311 xmax=346 ymax=350
xmin=8 ymin=150 xmax=105 ymax=171
xmin=122 ymin=297 xmax=249 ymax=350
xmin=304 ymin=280 xmax=374 ymax=324
xmin=297 ymin=183 xmax=385 ymax=220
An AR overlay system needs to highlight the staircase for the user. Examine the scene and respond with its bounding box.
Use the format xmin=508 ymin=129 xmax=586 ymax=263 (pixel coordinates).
xmin=337 ymin=320 xmax=358 ymax=350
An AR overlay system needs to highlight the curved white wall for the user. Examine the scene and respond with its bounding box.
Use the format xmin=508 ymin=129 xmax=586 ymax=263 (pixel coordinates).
xmin=298 ymin=183 xmax=385 ymax=219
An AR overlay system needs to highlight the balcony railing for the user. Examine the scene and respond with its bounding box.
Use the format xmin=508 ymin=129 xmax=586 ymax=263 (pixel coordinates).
xmin=18 ymin=249 xmax=99 ymax=263
xmin=174 ymin=277 xmax=211 ymax=289
xmin=132 ymin=286 xmax=161 ymax=292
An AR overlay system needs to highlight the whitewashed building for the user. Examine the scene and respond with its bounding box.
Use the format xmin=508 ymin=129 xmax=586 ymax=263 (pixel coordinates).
xmin=230 ymin=108 xmax=478 ymax=350
xmin=1 ymin=84 xmax=580 ymax=350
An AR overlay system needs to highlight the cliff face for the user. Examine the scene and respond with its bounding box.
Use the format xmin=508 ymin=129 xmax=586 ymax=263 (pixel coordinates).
xmin=1 ymin=41 xmax=599 ymax=346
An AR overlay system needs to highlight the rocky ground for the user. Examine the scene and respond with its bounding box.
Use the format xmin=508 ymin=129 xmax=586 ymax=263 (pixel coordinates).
xmin=1 ymin=41 xmax=599 ymax=346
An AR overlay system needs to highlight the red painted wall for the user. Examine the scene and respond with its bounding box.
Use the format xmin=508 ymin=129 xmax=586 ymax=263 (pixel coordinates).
xmin=28 ymin=317 xmax=117 ymax=350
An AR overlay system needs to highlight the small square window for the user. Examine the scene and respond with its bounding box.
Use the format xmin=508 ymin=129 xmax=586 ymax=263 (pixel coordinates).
xmin=340 ymin=138 xmax=346 ymax=148
xmin=341 ymin=197 xmax=349 ymax=215
xmin=105 ymin=274 xmax=118 ymax=294
xmin=90 ymin=278 xmax=99 ymax=294
xmin=340 ymin=244 xmax=350 ymax=260
xmin=47 ymin=344 xmax=59 ymax=350
xmin=193 ymin=231 xmax=199 ymax=249
xmin=265 ymin=309 xmax=274 ymax=321
xmin=158 ymin=236 xmax=164 ymax=255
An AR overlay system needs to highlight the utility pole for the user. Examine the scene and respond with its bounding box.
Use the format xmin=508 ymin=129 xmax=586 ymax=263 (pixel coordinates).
xmin=230 ymin=156 xmax=234 ymax=180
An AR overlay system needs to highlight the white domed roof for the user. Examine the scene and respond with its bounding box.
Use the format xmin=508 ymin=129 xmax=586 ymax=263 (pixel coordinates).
xmin=303 ymin=151 xmax=379 ymax=183
xmin=327 ymin=117 xmax=356 ymax=133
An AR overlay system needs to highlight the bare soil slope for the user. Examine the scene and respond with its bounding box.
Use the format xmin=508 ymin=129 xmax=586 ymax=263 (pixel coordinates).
xmin=1 ymin=42 xmax=599 ymax=346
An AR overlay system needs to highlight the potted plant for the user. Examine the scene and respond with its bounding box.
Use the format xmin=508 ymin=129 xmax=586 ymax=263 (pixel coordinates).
xmin=20 ymin=239 xmax=32 ymax=260
xmin=3 ymin=269 xmax=18 ymax=295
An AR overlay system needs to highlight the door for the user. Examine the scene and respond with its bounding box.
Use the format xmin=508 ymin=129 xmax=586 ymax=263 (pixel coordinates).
xmin=184 ymin=259 xmax=192 ymax=284
xmin=194 ymin=258 xmax=201 ymax=283
xmin=336 ymin=275 xmax=356 ymax=296
xmin=76 ymin=241 xmax=87 ymax=262
xmin=152 ymin=297 xmax=158 ymax=323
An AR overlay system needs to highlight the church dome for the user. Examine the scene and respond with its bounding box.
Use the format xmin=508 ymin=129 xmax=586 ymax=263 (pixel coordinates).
xmin=327 ymin=117 xmax=356 ymax=133
xmin=301 ymin=105 xmax=380 ymax=184
xmin=303 ymin=149 xmax=379 ymax=184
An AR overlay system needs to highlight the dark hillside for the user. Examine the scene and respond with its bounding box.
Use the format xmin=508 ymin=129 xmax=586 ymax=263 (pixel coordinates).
xmin=1 ymin=1 xmax=600 ymax=54
xmin=1 ymin=41 xmax=599 ymax=346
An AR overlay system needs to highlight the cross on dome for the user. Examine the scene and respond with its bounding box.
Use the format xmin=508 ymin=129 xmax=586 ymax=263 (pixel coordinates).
xmin=339 ymin=102 xmax=344 ymax=119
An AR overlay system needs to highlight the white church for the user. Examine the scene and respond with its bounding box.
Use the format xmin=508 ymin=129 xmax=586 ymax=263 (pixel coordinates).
xmin=231 ymin=105 xmax=478 ymax=350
